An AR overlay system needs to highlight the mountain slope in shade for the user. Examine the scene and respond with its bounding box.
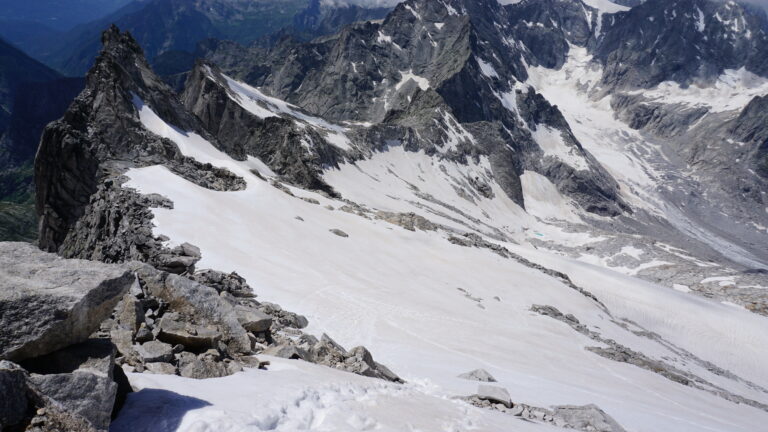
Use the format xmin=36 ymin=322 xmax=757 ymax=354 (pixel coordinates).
xmin=0 ymin=38 xmax=61 ymax=126
xmin=0 ymin=36 xmax=82 ymax=241
xmin=266 ymin=0 xmax=392 ymax=44
xmin=596 ymin=0 xmax=768 ymax=90
xmin=0 ymin=0 xmax=132 ymax=31
xmin=42 ymin=0 xmax=312 ymax=77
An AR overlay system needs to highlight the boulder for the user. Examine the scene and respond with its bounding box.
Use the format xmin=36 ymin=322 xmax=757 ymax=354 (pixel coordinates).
xmin=0 ymin=242 xmax=134 ymax=362
xmin=156 ymin=316 xmax=222 ymax=350
xmin=0 ymin=360 xmax=29 ymax=428
xmin=311 ymin=334 xmax=347 ymax=367
xmin=144 ymin=362 xmax=177 ymax=375
xmin=134 ymin=341 xmax=174 ymax=363
xmin=476 ymin=385 xmax=512 ymax=408
xmin=458 ymin=369 xmax=497 ymax=382
xmin=234 ymin=305 xmax=273 ymax=333
xmin=22 ymin=339 xmax=119 ymax=431
xmin=131 ymin=264 xmax=251 ymax=354
xmin=262 ymin=342 xmax=310 ymax=360
xmin=179 ymin=356 xmax=231 ymax=379
xmin=0 ymin=360 xmax=100 ymax=432
xmin=114 ymin=293 xmax=145 ymax=334
xmin=191 ymin=269 xmax=255 ymax=298
xmin=344 ymin=346 xmax=404 ymax=383
xmin=552 ymin=405 xmax=627 ymax=432
xmin=329 ymin=229 xmax=349 ymax=238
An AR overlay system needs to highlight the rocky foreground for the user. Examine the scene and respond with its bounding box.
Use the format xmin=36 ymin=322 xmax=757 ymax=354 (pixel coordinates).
xmin=0 ymin=242 xmax=401 ymax=431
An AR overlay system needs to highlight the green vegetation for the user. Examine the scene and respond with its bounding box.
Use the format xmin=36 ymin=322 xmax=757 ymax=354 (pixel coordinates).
xmin=0 ymin=163 xmax=36 ymax=242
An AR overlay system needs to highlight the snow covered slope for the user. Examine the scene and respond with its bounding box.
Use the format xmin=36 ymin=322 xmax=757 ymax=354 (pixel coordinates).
xmin=119 ymin=93 xmax=768 ymax=431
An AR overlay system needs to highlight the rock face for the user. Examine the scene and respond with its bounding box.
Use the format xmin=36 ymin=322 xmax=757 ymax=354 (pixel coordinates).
xmin=596 ymin=0 xmax=768 ymax=90
xmin=180 ymin=62 xmax=341 ymax=195
xmin=198 ymin=0 xmax=628 ymax=217
xmin=730 ymin=95 xmax=768 ymax=178
xmin=35 ymin=25 xmax=243 ymax=264
xmin=0 ymin=242 xmax=133 ymax=362
xmin=269 ymin=0 xmax=392 ymax=44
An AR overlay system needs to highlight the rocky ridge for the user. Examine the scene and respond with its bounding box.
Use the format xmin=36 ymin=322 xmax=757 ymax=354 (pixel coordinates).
xmin=197 ymin=0 xmax=629 ymax=217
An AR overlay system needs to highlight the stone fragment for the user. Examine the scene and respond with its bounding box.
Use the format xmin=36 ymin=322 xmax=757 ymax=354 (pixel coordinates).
xmin=234 ymin=305 xmax=273 ymax=333
xmin=23 ymin=339 xmax=118 ymax=431
xmin=144 ymin=362 xmax=177 ymax=375
xmin=134 ymin=341 xmax=174 ymax=363
xmin=329 ymin=229 xmax=349 ymax=237
xmin=458 ymin=368 xmax=497 ymax=382
xmin=476 ymin=384 xmax=512 ymax=408
xmin=552 ymin=404 xmax=627 ymax=432
xmin=157 ymin=317 xmax=222 ymax=350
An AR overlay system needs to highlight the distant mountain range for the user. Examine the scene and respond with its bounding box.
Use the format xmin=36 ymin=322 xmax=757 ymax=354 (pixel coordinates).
xmin=0 ymin=0 xmax=393 ymax=78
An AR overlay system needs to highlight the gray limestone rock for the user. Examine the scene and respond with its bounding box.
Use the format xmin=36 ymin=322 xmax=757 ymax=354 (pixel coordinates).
xmin=0 ymin=360 xmax=28 ymax=428
xmin=144 ymin=362 xmax=177 ymax=375
xmin=329 ymin=229 xmax=349 ymax=238
xmin=179 ymin=356 xmax=232 ymax=380
xmin=476 ymin=384 xmax=512 ymax=408
xmin=23 ymin=339 xmax=118 ymax=431
xmin=132 ymin=264 xmax=251 ymax=355
xmin=552 ymin=404 xmax=627 ymax=432
xmin=234 ymin=305 xmax=273 ymax=333
xmin=458 ymin=369 xmax=497 ymax=383
xmin=156 ymin=317 xmax=222 ymax=351
xmin=0 ymin=242 xmax=134 ymax=362
xmin=134 ymin=341 xmax=174 ymax=363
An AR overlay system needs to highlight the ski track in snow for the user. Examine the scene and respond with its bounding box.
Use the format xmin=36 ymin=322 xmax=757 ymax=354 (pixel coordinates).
xmin=120 ymin=69 xmax=768 ymax=431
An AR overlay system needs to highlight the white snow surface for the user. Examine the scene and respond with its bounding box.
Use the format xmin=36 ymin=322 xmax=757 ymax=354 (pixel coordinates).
xmin=112 ymin=357 xmax=553 ymax=432
xmin=631 ymin=67 xmax=768 ymax=114
xmin=531 ymin=125 xmax=590 ymax=171
xmin=120 ymin=96 xmax=768 ymax=431
xmin=580 ymin=0 xmax=629 ymax=14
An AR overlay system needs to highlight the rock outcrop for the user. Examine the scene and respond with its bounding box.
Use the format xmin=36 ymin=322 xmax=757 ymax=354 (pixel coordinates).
xmin=0 ymin=243 xmax=135 ymax=431
xmin=35 ymin=25 xmax=243 ymax=262
xmin=0 ymin=242 xmax=133 ymax=362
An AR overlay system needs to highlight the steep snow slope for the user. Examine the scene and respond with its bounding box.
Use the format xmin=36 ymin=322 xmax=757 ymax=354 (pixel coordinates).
xmin=119 ymin=93 xmax=768 ymax=431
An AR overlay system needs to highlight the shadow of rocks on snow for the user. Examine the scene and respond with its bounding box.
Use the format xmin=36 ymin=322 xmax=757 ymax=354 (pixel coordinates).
xmin=109 ymin=388 xmax=211 ymax=432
